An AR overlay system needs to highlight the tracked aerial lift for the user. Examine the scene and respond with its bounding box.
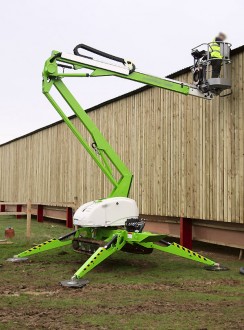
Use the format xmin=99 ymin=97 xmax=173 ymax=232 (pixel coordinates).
xmin=9 ymin=44 xmax=231 ymax=287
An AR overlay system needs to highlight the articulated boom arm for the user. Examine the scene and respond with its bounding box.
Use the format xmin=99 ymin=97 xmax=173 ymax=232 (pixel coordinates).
xmin=42 ymin=46 xmax=212 ymax=198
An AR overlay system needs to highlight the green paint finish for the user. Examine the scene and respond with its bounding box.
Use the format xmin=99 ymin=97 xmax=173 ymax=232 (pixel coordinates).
xmin=15 ymin=227 xmax=216 ymax=278
xmin=92 ymin=71 xmax=190 ymax=95
xmin=16 ymin=238 xmax=72 ymax=258
xmin=30 ymin=49 xmax=218 ymax=281
xmin=140 ymin=242 xmax=215 ymax=266
xmin=43 ymin=54 xmax=133 ymax=198
xmin=42 ymin=50 xmax=193 ymax=198
xmin=74 ymin=232 xmax=127 ymax=279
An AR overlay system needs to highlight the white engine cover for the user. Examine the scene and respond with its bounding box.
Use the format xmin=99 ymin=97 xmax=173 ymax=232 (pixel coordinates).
xmin=73 ymin=197 xmax=139 ymax=227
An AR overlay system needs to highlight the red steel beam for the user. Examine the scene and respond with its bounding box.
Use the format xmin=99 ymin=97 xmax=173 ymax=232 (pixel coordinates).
xmin=37 ymin=205 xmax=44 ymax=223
xmin=16 ymin=205 xmax=22 ymax=219
xmin=66 ymin=207 xmax=73 ymax=228
xmin=180 ymin=217 xmax=192 ymax=249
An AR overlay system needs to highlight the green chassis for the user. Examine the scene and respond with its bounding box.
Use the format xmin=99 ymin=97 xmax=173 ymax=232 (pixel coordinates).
xmin=16 ymin=227 xmax=217 ymax=281
xmin=14 ymin=47 xmax=219 ymax=282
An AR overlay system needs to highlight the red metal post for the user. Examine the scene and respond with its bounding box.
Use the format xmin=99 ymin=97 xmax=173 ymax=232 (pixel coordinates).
xmin=16 ymin=204 xmax=22 ymax=219
xmin=180 ymin=217 xmax=192 ymax=249
xmin=0 ymin=204 xmax=5 ymax=212
xmin=37 ymin=205 xmax=44 ymax=222
xmin=66 ymin=207 xmax=73 ymax=228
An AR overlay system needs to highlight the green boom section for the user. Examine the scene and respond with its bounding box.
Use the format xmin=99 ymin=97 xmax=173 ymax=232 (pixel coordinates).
xmin=42 ymin=56 xmax=133 ymax=198
xmin=92 ymin=70 xmax=190 ymax=95
xmin=42 ymin=50 xmax=191 ymax=198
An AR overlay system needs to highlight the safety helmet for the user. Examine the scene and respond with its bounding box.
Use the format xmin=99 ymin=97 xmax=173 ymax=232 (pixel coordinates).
xmin=218 ymin=32 xmax=227 ymax=40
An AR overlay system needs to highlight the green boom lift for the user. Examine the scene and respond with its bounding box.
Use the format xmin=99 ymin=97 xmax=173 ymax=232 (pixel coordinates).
xmin=9 ymin=44 xmax=230 ymax=287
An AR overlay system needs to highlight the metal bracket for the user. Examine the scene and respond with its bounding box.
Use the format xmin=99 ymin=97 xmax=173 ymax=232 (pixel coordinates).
xmin=60 ymin=279 xmax=89 ymax=288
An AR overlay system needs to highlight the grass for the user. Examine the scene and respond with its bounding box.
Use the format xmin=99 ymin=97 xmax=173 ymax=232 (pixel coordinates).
xmin=0 ymin=215 xmax=243 ymax=330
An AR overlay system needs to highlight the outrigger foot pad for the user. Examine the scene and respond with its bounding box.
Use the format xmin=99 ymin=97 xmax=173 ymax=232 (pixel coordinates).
xmin=204 ymin=263 xmax=229 ymax=271
xmin=60 ymin=278 xmax=89 ymax=288
xmin=7 ymin=257 xmax=29 ymax=262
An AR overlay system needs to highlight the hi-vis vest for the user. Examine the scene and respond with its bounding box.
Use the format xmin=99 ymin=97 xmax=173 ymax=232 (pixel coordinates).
xmin=209 ymin=38 xmax=223 ymax=59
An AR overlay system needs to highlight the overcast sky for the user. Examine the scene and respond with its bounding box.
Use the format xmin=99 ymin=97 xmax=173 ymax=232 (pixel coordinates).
xmin=0 ymin=0 xmax=243 ymax=144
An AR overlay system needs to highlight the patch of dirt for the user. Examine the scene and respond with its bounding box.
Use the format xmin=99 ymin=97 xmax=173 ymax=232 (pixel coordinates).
xmin=0 ymin=299 xmax=243 ymax=330
xmin=1 ymin=278 xmax=243 ymax=298
xmin=0 ymin=307 xmax=88 ymax=330
xmin=1 ymin=245 xmax=243 ymax=330
xmin=169 ymin=278 xmax=244 ymax=296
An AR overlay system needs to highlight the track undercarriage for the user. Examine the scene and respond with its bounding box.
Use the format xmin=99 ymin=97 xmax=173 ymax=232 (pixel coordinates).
xmin=72 ymin=237 xmax=103 ymax=254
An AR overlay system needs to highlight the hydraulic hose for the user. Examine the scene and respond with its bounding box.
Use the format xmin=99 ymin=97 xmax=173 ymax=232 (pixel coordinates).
xmin=73 ymin=44 xmax=136 ymax=73
xmin=74 ymin=44 xmax=125 ymax=64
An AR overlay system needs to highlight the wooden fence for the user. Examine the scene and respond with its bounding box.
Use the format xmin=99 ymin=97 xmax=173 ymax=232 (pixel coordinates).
xmin=0 ymin=200 xmax=78 ymax=229
xmin=0 ymin=47 xmax=243 ymax=224
xmin=0 ymin=200 xmax=32 ymax=238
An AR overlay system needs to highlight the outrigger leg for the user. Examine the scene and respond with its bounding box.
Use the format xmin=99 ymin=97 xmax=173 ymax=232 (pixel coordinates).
xmin=7 ymin=230 xmax=77 ymax=262
xmin=61 ymin=233 xmax=126 ymax=288
xmin=138 ymin=240 xmax=229 ymax=270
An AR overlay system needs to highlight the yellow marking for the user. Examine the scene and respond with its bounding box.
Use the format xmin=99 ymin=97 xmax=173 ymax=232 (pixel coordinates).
xmin=172 ymin=243 xmax=207 ymax=260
